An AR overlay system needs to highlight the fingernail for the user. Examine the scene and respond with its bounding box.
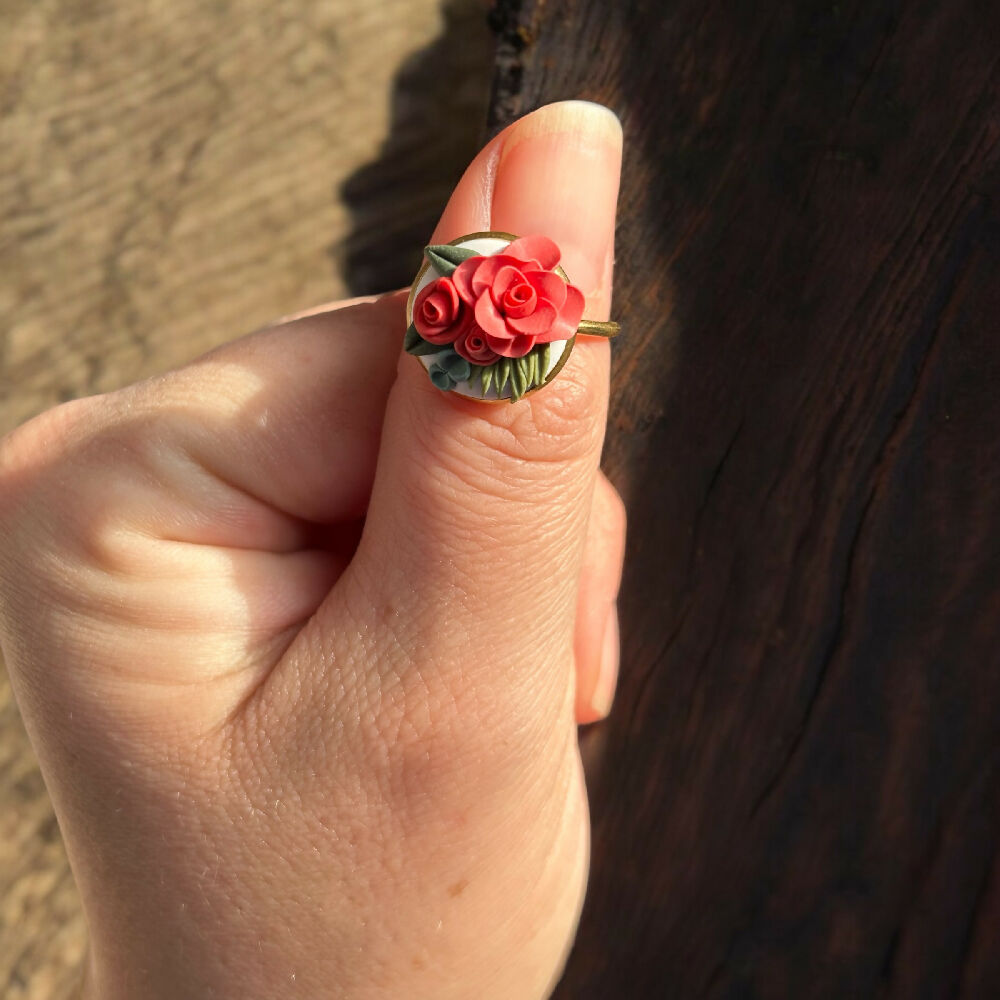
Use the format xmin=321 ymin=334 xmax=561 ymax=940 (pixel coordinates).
xmin=588 ymin=604 xmax=620 ymax=719
xmin=499 ymin=101 xmax=623 ymax=160
xmin=492 ymin=101 xmax=623 ymax=311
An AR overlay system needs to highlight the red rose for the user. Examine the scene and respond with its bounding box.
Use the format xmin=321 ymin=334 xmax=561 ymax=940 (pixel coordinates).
xmin=413 ymin=276 xmax=464 ymax=345
xmin=454 ymin=323 xmax=500 ymax=365
xmin=451 ymin=235 xmax=586 ymax=358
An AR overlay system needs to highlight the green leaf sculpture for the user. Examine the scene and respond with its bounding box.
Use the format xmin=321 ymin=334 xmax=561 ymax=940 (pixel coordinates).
xmin=539 ymin=342 xmax=552 ymax=382
xmin=403 ymin=324 xmax=447 ymax=356
xmin=408 ymin=332 xmax=556 ymax=402
xmin=510 ymin=356 xmax=528 ymax=401
xmin=495 ymin=357 xmax=511 ymax=394
xmin=526 ymin=350 xmax=539 ymax=389
xmin=456 ymin=343 xmax=555 ymax=401
xmin=425 ymin=244 xmax=479 ymax=277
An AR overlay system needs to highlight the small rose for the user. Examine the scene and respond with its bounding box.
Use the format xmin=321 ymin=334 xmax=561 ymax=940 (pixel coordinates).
xmin=454 ymin=323 xmax=500 ymax=365
xmin=451 ymin=235 xmax=586 ymax=359
xmin=413 ymin=276 xmax=464 ymax=345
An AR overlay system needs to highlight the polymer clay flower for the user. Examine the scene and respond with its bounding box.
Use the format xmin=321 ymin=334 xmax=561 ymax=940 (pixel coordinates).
xmin=412 ymin=276 xmax=465 ymax=345
xmin=451 ymin=236 xmax=586 ymax=358
xmin=454 ymin=323 xmax=500 ymax=365
xmin=404 ymin=231 xmax=618 ymax=402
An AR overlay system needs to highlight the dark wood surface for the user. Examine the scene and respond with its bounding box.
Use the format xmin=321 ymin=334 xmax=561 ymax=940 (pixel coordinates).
xmin=488 ymin=1 xmax=1000 ymax=997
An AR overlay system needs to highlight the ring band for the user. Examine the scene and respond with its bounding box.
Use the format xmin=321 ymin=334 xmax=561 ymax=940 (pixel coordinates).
xmin=405 ymin=230 xmax=619 ymax=402
xmin=577 ymin=319 xmax=620 ymax=338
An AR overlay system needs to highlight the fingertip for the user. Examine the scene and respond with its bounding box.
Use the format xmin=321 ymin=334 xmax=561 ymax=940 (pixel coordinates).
xmin=497 ymin=101 xmax=623 ymax=161
xmin=492 ymin=101 xmax=622 ymax=314
xmin=430 ymin=100 xmax=623 ymax=319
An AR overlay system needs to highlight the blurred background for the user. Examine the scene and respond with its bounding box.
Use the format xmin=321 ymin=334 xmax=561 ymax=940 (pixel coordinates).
xmin=0 ymin=2 xmax=492 ymax=995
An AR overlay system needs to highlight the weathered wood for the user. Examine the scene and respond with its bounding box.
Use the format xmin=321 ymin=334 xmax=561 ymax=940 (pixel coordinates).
xmin=488 ymin=1 xmax=1000 ymax=996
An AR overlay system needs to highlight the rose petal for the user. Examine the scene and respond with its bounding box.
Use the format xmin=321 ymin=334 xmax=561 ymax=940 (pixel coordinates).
xmin=505 ymin=235 xmax=561 ymax=270
xmin=475 ymin=291 xmax=510 ymax=338
xmin=421 ymin=323 xmax=464 ymax=346
xmin=525 ymin=269 xmax=568 ymax=310
xmin=469 ymin=254 xmax=529 ymax=295
xmin=412 ymin=283 xmax=435 ymax=325
xmin=535 ymin=318 xmax=571 ymax=343
xmin=455 ymin=326 xmax=500 ymax=365
xmin=501 ymin=280 xmax=538 ymax=319
xmin=491 ymin=265 xmax=525 ymax=302
xmin=507 ymin=300 xmax=557 ymax=336
xmin=560 ymin=283 xmax=586 ymax=329
xmin=486 ymin=331 xmax=536 ymax=358
xmin=413 ymin=278 xmax=463 ymax=342
xmin=423 ymin=296 xmax=446 ymax=323
xmin=452 ymin=257 xmax=482 ymax=305
xmin=537 ymin=284 xmax=587 ymax=343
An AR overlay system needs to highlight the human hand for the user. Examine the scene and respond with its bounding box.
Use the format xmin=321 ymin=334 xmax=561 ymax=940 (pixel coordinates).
xmin=0 ymin=100 xmax=624 ymax=999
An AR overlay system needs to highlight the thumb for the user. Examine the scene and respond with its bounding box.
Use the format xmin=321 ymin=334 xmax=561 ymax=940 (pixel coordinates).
xmin=351 ymin=101 xmax=622 ymax=715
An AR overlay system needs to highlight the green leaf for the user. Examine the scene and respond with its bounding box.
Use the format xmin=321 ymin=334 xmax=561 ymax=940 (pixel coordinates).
xmin=527 ymin=349 xmax=539 ymax=389
xmin=425 ymin=244 xmax=479 ymax=277
xmin=429 ymin=368 xmax=453 ymax=391
xmin=480 ymin=364 xmax=493 ymax=395
xmin=495 ymin=357 xmax=511 ymax=394
xmin=520 ymin=352 xmax=533 ymax=394
xmin=411 ymin=340 xmax=446 ymax=357
xmin=403 ymin=323 xmax=422 ymax=353
xmin=443 ymin=355 xmax=471 ymax=382
xmin=510 ymin=356 xmax=528 ymax=401
xmin=539 ymin=343 xmax=552 ymax=385
xmin=405 ymin=331 xmax=446 ymax=357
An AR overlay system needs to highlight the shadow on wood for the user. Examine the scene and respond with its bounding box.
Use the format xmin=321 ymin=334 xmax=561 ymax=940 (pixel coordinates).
xmin=489 ymin=0 xmax=1000 ymax=996
xmin=338 ymin=0 xmax=494 ymax=295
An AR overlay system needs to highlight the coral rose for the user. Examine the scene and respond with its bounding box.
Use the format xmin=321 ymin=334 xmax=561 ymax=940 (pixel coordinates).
xmin=454 ymin=322 xmax=500 ymax=365
xmin=413 ymin=276 xmax=464 ymax=345
xmin=451 ymin=235 xmax=586 ymax=358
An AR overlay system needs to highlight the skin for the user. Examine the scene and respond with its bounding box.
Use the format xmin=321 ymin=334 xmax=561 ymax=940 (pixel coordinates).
xmin=0 ymin=100 xmax=625 ymax=999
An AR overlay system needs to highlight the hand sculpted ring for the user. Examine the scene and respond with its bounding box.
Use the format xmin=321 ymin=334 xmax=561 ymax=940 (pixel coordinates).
xmin=404 ymin=231 xmax=619 ymax=403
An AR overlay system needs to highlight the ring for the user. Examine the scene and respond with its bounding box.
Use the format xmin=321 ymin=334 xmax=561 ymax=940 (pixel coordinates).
xmin=404 ymin=231 xmax=619 ymax=403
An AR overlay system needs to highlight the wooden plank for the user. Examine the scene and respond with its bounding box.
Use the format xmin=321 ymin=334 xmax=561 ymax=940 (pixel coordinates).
xmin=488 ymin=1 xmax=1000 ymax=996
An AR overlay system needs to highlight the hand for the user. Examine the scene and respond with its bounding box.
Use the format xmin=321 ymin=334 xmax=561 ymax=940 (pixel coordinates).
xmin=0 ymin=100 xmax=624 ymax=999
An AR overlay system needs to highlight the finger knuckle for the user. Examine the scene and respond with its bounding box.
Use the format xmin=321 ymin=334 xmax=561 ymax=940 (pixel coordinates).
xmin=404 ymin=363 xmax=606 ymax=520
xmin=0 ymin=394 xmax=149 ymax=579
xmin=0 ymin=397 xmax=96 ymax=513
xmin=464 ymin=364 xmax=605 ymax=468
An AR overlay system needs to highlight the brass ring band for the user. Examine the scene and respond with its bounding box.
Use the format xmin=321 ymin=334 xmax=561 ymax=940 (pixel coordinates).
xmin=577 ymin=319 xmax=620 ymax=338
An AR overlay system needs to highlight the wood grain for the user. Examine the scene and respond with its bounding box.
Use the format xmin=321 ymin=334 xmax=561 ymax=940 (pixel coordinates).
xmin=0 ymin=2 xmax=491 ymax=996
xmin=489 ymin=0 xmax=1000 ymax=996
xmin=6 ymin=0 xmax=1000 ymax=996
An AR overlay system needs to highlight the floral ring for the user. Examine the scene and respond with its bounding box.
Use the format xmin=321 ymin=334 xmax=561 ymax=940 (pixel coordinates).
xmin=404 ymin=231 xmax=619 ymax=403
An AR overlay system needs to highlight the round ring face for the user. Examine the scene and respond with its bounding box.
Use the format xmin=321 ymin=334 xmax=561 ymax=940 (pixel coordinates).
xmin=405 ymin=232 xmax=578 ymax=403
